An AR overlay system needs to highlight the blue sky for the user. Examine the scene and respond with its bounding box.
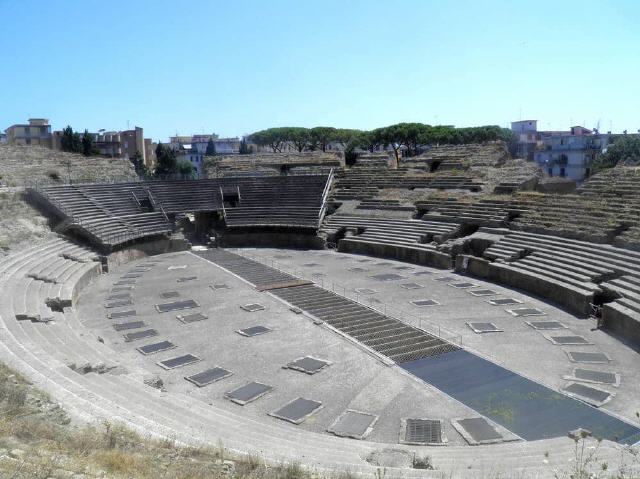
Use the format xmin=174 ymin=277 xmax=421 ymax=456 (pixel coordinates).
xmin=1 ymin=0 xmax=639 ymax=141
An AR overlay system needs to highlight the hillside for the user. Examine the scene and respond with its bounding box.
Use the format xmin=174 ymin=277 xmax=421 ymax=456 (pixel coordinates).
xmin=0 ymin=145 xmax=137 ymax=186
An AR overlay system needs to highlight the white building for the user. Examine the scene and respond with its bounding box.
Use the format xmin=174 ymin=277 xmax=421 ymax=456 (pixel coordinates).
xmin=174 ymin=144 xmax=203 ymax=175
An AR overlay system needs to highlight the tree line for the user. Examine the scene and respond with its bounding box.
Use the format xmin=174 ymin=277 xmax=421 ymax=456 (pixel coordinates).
xmin=247 ymin=124 xmax=516 ymax=159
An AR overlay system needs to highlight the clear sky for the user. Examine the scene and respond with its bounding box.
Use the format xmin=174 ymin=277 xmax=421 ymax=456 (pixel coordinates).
xmin=1 ymin=0 xmax=639 ymax=142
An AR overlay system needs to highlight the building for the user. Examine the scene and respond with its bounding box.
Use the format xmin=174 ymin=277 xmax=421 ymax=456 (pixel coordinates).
xmin=172 ymin=134 xmax=241 ymax=155
xmin=510 ymin=120 xmax=538 ymax=161
xmin=174 ymin=143 xmax=204 ymax=175
xmin=4 ymin=118 xmax=53 ymax=147
xmin=534 ymin=127 xmax=611 ymax=180
xmin=0 ymin=133 xmax=7 ymax=144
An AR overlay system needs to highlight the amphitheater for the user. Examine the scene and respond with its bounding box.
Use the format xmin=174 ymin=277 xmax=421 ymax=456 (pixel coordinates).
xmin=1 ymin=143 xmax=639 ymax=478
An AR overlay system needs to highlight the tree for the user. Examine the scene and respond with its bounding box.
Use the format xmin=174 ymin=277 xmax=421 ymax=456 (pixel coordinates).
xmin=205 ymin=138 xmax=216 ymax=156
xmin=81 ymin=130 xmax=94 ymax=156
xmin=154 ymin=143 xmax=177 ymax=177
xmin=130 ymin=150 xmax=148 ymax=177
xmin=177 ymin=159 xmax=196 ymax=178
xmin=60 ymin=126 xmax=82 ymax=153
xmin=239 ymin=138 xmax=252 ymax=155
xmin=288 ymin=127 xmax=310 ymax=152
xmin=596 ymin=136 xmax=640 ymax=170
xmin=310 ymin=127 xmax=337 ymax=152
xmin=248 ymin=128 xmax=288 ymax=152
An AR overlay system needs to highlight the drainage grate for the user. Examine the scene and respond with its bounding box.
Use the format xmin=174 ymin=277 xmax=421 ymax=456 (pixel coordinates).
xmin=269 ymin=397 xmax=323 ymax=424
xmin=571 ymin=369 xmax=618 ymax=386
xmin=547 ymin=335 xmax=592 ymax=345
xmin=566 ymin=351 xmax=610 ymax=363
xmin=114 ymin=279 xmax=136 ymax=285
xmin=123 ymin=329 xmax=158 ymax=342
xmin=328 ymin=410 xmax=378 ymax=440
xmin=111 ymin=286 xmax=134 ymax=292
xmin=357 ymin=258 xmax=372 ymax=263
xmin=399 ymin=282 xmax=424 ymax=290
xmin=121 ymin=273 xmax=142 ymax=279
xmin=486 ymin=298 xmax=522 ymax=306
xmin=240 ymin=303 xmax=265 ymax=312
xmin=237 ymin=325 xmax=271 ymax=337
xmin=449 ymin=282 xmax=477 ymax=289
xmin=369 ymin=273 xmax=406 ymax=281
xmin=468 ymin=289 xmax=498 ymax=297
xmin=413 ymin=271 xmax=433 ymax=276
xmin=106 ymin=293 xmax=131 ymax=301
xmin=394 ymin=265 xmax=414 ymax=270
xmin=467 ymin=322 xmax=502 ymax=333
xmin=177 ymin=276 xmax=198 ymax=283
xmin=411 ymin=299 xmax=440 ymax=307
xmin=433 ymin=276 xmax=455 ymax=282
xmin=526 ymin=321 xmax=566 ymax=330
xmin=137 ymin=341 xmax=176 ymax=355
xmin=402 ymin=418 xmax=444 ymax=445
xmin=454 ymin=417 xmax=503 ymax=445
xmin=177 ymin=312 xmax=208 ymax=324
xmin=355 ymin=288 xmax=377 ymax=294
xmin=112 ymin=320 xmax=145 ymax=331
xmin=167 ymin=265 xmax=187 ymax=270
xmin=563 ymin=382 xmax=613 ymax=407
xmin=104 ymin=299 xmax=133 ymax=308
xmin=302 ymin=263 xmax=320 ymax=267
xmin=507 ymin=307 xmax=546 ymax=317
xmin=108 ymin=309 xmax=136 ymax=319
xmin=210 ymin=283 xmax=229 ymax=290
xmin=348 ymin=267 xmax=368 ymax=273
xmin=285 ymin=356 xmax=330 ymax=374
xmin=225 ymin=381 xmax=273 ymax=405
xmin=185 ymin=367 xmax=232 ymax=386
xmin=160 ymin=291 xmax=180 ymax=299
xmin=156 ymin=299 xmax=199 ymax=313
xmin=158 ymin=354 xmax=201 ymax=370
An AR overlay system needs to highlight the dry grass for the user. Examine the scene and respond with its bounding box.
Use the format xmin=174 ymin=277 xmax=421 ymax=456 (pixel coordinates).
xmin=0 ymin=190 xmax=51 ymax=251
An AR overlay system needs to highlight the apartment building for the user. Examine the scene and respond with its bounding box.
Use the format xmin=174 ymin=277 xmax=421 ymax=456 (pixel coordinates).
xmin=4 ymin=118 xmax=53 ymax=147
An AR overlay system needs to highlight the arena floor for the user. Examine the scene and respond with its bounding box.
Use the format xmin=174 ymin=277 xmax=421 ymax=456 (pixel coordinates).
xmin=76 ymin=247 xmax=640 ymax=449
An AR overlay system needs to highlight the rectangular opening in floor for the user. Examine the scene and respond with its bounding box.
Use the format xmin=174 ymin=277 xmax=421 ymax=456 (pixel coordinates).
xmin=156 ymin=299 xmax=199 ymax=313
xmin=269 ymin=397 xmax=323 ymax=424
xmin=328 ymin=410 xmax=378 ymax=440
xmin=112 ymin=320 xmax=145 ymax=331
xmin=158 ymin=354 xmax=201 ymax=370
xmin=123 ymin=329 xmax=158 ymax=342
xmin=137 ymin=340 xmax=176 ymax=355
xmin=185 ymin=367 xmax=232 ymax=386
xmin=225 ymin=381 xmax=273 ymax=405
xmin=177 ymin=312 xmax=208 ymax=324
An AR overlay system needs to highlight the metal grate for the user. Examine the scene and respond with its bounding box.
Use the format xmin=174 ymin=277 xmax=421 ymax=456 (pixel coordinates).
xmin=104 ymin=299 xmax=133 ymax=308
xmin=507 ymin=307 xmax=546 ymax=317
xmin=455 ymin=417 xmax=502 ymax=444
xmin=399 ymin=282 xmax=424 ymax=290
xmin=404 ymin=419 xmax=443 ymax=444
xmin=156 ymin=299 xmax=199 ymax=313
xmin=328 ymin=410 xmax=378 ymax=440
xmin=468 ymin=289 xmax=498 ymax=297
xmin=527 ymin=320 xmax=566 ymax=330
xmin=158 ymin=354 xmax=201 ymax=370
xmin=123 ymin=329 xmax=158 ymax=342
xmin=185 ymin=367 xmax=232 ymax=386
xmin=448 ymin=282 xmax=477 ymax=289
xmin=563 ymin=382 xmax=613 ymax=407
xmin=369 ymin=273 xmax=406 ymax=281
xmin=108 ymin=309 xmax=136 ymax=319
xmin=160 ymin=291 xmax=180 ymax=299
xmin=347 ymin=267 xmax=368 ymax=273
xmin=237 ymin=325 xmax=271 ymax=337
xmin=210 ymin=283 xmax=229 ymax=290
xmin=177 ymin=312 xmax=208 ymax=324
xmin=566 ymin=351 xmax=610 ymax=363
xmin=225 ymin=381 xmax=273 ymax=405
xmin=112 ymin=320 xmax=145 ymax=331
xmin=269 ymin=397 xmax=323 ymax=424
xmin=111 ymin=286 xmax=134 ymax=292
xmin=486 ymin=298 xmax=522 ymax=306
xmin=467 ymin=322 xmax=502 ymax=333
xmin=285 ymin=356 xmax=330 ymax=374
xmin=106 ymin=293 xmax=131 ymax=301
xmin=240 ymin=303 xmax=265 ymax=312
xmin=137 ymin=340 xmax=176 ymax=355
xmin=410 ymin=299 xmax=440 ymax=307
xmin=548 ymin=335 xmax=591 ymax=345
xmin=114 ymin=279 xmax=136 ymax=285
xmin=354 ymin=288 xmax=377 ymax=294
xmin=433 ymin=276 xmax=455 ymax=282
xmin=572 ymin=369 xmax=618 ymax=385
xmin=177 ymin=276 xmax=198 ymax=282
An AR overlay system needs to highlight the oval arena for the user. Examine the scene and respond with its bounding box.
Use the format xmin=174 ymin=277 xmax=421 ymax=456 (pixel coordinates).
xmin=2 ymin=145 xmax=640 ymax=478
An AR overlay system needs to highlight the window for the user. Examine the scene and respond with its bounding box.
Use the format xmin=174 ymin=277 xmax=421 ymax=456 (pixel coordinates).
xmin=548 ymin=168 xmax=553 ymax=176
xmin=26 ymin=138 xmax=31 ymax=145
xmin=560 ymin=167 xmax=566 ymax=177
